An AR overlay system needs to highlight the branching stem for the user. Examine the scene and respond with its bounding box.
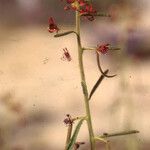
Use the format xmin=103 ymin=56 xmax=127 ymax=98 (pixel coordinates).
xmin=76 ymin=10 xmax=95 ymax=150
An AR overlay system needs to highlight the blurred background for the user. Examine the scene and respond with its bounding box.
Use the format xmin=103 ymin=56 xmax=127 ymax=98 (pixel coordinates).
xmin=0 ymin=0 xmax=150 ymax=149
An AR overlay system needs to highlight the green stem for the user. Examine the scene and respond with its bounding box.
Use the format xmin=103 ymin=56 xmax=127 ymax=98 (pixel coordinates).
xmin=83 ymin=47 xmax=120 ymax=51
xmin=65 ymin=124 xmax=73 ymax=150
xmin=76 ymin=10 xmax=95 ymax=150
xmin=94 ymin=137 xmax=111 ymax=150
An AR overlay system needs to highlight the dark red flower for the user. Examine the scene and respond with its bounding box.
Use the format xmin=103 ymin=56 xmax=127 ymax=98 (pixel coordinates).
xmin=48 ymin=17 xmax=59 ymax=33
xmin=86 ymin=4 xmax=97 ymax=13
xmin=77 ymin=0 xmax=87 ymax=6
xmin=97 ymin=44 xmax=110 ymax=54
xmin=64 ymin=5 xmax=71 ymax=10
xmin=61 ymin=48 xmax=72 ymax=61
xmin=80 ymin=4 xmax=96 ymax=14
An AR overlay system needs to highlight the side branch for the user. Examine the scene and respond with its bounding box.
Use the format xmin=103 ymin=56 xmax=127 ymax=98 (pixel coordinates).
xmin=54 ymin=31 xmax=77 ymax=37
xmin=83 ymin=47 xmax=120 ymax=51
xmin=96 ymin=52 xmax=117 ymax=78
xmin=88 ymin=69 xmax=109 ymax=100
xmin=82 ymin=12 xmax=111 ymax=17
xmin=99 ymin=130 xmax=140 ymax=138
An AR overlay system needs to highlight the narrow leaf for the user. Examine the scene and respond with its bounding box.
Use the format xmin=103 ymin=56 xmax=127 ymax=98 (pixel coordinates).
xmin=109 ymin=47 xmax=121 ymax=51
xmin=54 ymin=31 xmax=76 ymax=37
xmin=88 ymin=69 xmax=109 ymax=100
xmin=83 ymin=12 xmax=111 ymax=17
xmin=94 ymin=12 xmax=111 ymax=17
xmin=100 ymin=130 xmax=140 ymax=138
xmin=67 ymin=118 xmax=85 ymax=150
xmin=96 ymin=52 xmax=117 ymax=78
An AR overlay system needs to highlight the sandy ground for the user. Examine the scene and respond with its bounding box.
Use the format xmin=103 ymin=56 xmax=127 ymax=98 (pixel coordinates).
xmin=0 ymin=25 xmax=149 ymax=150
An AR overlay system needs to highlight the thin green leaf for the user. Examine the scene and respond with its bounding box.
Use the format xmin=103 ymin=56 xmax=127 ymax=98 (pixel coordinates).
xmin=96 ymin=52 xmax=117 ymax=78
xmin=83 ymin=12 xmax=111 ymax=17
xmin=88 ymin=69 xmax=109 ymax=100
xmin=109 ymin=47 xmax=121 ymax=51
xmin=67 ymin=118 xmax=85 ymax=150
xmin=93 ymin=12 xmax=111 ymax=17
xmin=99 ymin=130 xmax=140 ymax=138
xmin=54 ymin=31 xmax=76 ymax=37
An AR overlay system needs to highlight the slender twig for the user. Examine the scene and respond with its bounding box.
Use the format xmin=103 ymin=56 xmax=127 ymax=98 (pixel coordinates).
xmin=65 ymin=124 xmax=73 ymax=150
xmin=93 ymin=12 xmax=111 ymax=17
xmin=83 ymin=47 xmax=120 ymax=51
xmin=109 ymin=47 xmax=121 ymax=51
xmin=94 ymin=137 xmax=108 ymax=143
xmin=105 ymin=142 xmax=111 ymax=150
xmin=96 ymin=52 xmax=117 ymax=78
xmin=82 ymin=47 xmax=95 ymax=51
xmin=54 ymin=31 xmax=77 ymax=38
xmin=99 ymin=130 xmax=139 ymax=138
xmin=94 ymin=137 xmax=111 ymax=150
xmin=82 ymin=13 xmax=111 ymax=17
xmin=72 ymin=116 xmax=87 ymax=122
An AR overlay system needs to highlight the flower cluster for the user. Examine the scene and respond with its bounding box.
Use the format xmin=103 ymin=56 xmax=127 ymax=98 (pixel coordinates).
xmin=48 ymin=1 xmax=97 ymax=33
xmin=61 ymin=0 xmax=97 ymax=21
xmin=79 ymin=2 xmax=97 ymax=21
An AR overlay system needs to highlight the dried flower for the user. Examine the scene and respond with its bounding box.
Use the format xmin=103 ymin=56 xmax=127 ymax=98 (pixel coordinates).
xmin=61 ymin=48 xmax=72 ymax=61
xmin=97 ymin=43 xmax=110 ymax=54
xmin=48 ymin=17 xmax=59 ymax=33
xmin=64 ymin=114 xmax=74 ymax=125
